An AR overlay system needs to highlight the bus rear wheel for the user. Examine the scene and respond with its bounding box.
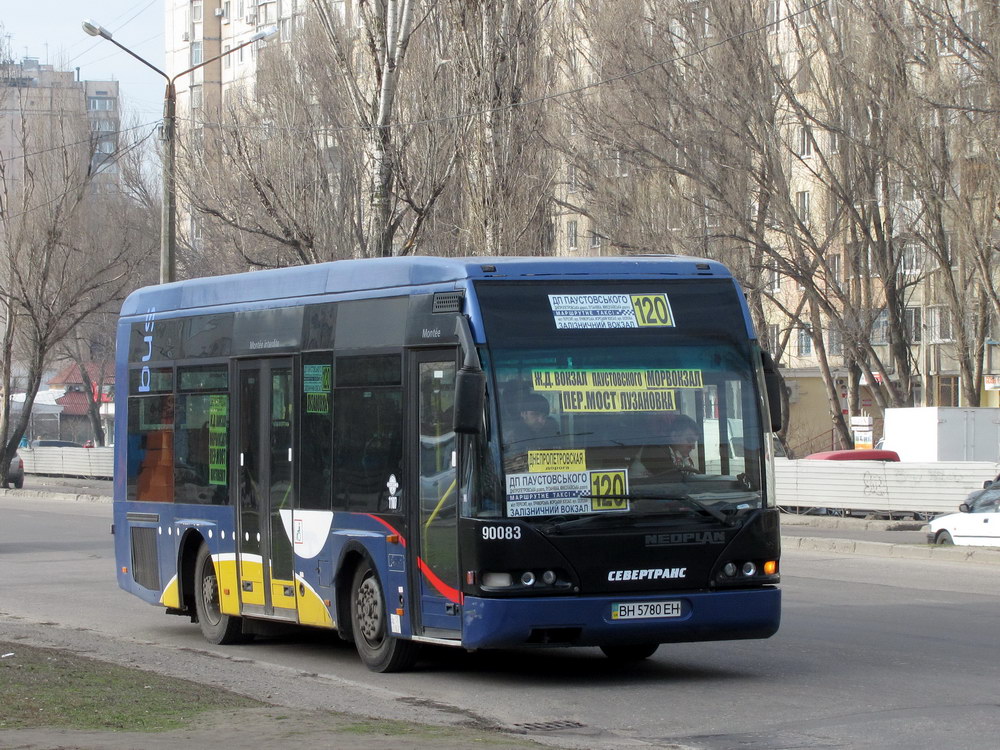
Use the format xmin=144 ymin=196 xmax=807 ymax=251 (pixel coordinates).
xmin=350 ymin=561 xmax=418 ymax=673
xmin=600 ymin=643 xmax=659 ymax=661
xmin=194 ymin=543 xmax=245 ymax=645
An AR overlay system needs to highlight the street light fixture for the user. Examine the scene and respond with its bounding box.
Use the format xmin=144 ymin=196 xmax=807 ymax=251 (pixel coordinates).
xmin=82 ymin=20 xmax=279 ymax=283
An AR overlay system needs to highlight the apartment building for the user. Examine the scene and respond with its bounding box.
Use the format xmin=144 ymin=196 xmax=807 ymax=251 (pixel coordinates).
xmin=758 ymin=0 xmax=1000 ymax=453
xmin=165 ymin=0 xmax=312 ymax=250
xmin=0 ymin=57 xmax=119 ymax=187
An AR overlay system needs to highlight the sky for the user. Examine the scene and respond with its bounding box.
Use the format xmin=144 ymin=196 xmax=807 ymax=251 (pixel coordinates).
xmin=3 ymin=0 xmax=166 ymax=124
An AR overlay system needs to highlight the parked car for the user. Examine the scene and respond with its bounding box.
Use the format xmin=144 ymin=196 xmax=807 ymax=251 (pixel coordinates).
xmin=30 ymin=439 xmax=84 ymax=448
xmin=927 ymin=486 xmax=1000 ymax=546
xmin=7 ymin=452 xmax=24 ymax=489
xmin=804 ymin=449 xmax=901 ymax=461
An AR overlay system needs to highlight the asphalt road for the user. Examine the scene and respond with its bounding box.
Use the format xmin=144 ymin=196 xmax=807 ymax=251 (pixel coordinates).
xmin=2 ymin=494 xmax=999 ymax=749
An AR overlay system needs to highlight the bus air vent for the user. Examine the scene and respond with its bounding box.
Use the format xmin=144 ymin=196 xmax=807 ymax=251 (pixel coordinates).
xmin=130 ymin=526 xmax=160 ymax=591
xmin=432 ymin=291 xmax=465 ymax=313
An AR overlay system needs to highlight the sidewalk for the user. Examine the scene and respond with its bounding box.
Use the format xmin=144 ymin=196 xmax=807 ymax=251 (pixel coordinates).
xmin=780 ymin=513 xmax=1000 ymax=565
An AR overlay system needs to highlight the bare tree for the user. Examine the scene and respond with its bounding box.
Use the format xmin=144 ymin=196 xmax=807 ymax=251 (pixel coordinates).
xmin=0 ymin=85 xmax=148 ymax=483
xmin=442 ymin=0 xmax=556 ymax=256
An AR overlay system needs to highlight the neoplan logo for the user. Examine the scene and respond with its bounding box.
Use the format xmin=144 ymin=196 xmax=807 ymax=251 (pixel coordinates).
xmin=645 ymin=531 xmax=726 ymax=547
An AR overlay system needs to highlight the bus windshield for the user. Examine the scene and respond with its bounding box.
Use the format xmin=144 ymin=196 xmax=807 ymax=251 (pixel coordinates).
xmin=493 ymin=341 xmax=764 ymax=521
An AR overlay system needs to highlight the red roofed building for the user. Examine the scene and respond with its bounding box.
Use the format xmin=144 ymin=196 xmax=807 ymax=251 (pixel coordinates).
xmin=49 ymin=362 xmax=115 ymax=445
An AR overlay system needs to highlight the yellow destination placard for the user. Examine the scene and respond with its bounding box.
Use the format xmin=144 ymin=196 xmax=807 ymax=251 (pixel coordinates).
xmin=527 ymin=449 xmax=587 ymax=473
xmin=589 ymin=470 xmax=628 ymax=511
xmin=630 ymin=294 xmax=675 ymax=327
xmin=557 ymin=388 xmax=676 ymax=413
xmin=532 ymin=368 xmax=703 ymax=391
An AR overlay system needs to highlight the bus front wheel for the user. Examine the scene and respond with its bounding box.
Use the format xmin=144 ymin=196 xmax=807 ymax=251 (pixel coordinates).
xmin=350 ymin=561 xmax=418 ymax=673
xmin=194 ymin=543 xmax=245 ymax=645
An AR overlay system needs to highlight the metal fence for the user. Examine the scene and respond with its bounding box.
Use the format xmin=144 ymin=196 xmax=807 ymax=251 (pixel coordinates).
xmin=20 ymin=447 xmax=114 ymax=479
xmin=775 ymin=458 xmax=998 ymax=516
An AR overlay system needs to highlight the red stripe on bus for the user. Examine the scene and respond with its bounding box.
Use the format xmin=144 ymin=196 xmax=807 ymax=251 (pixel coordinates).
xmin=364 ymin=514 xmax=407 ymax=546
xmin=363 ymin=514 xmax=462 ymax=604
xmin=416 ymin=558 xmax=463 ymax=604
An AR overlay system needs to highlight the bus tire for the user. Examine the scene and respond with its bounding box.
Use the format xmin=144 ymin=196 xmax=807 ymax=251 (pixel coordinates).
xmin=194 ymin=543 xmax=245 ymax=645
xmin=350 ymin=560 xmax=418 ymax=673
xmin=600 ymin=643 xmax=659 ymax=661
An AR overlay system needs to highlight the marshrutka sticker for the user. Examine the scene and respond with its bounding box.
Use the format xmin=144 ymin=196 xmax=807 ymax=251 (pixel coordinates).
xmin=548 ymin=293 xmax=675 ymax=329
xmin=506 ymin=462 xmax=630 ymax=518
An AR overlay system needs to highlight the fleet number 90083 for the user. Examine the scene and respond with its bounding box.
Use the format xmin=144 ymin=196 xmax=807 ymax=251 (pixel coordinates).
xmin=482 ymin=525 xmax=522 ymax=541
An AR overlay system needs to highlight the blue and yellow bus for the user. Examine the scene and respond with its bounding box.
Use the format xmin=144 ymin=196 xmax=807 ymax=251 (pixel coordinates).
xmin=114 ymin=256 xmax=781 ymax=671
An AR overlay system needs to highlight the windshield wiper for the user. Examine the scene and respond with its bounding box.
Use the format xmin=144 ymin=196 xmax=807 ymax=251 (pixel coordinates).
xmin=541 ymin=493 xmax=734 ymax=534
xmin=618 ymin=493 xmax=734 ymax=526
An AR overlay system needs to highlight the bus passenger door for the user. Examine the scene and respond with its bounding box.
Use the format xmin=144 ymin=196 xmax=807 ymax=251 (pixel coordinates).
xmin=411 ymin=351 xmax=462 ymax=637
xmin=235 ymin=358 xmax=297 ymax=621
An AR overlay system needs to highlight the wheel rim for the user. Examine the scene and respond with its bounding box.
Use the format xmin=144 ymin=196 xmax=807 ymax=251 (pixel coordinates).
xmin=201 ymin=568 xmax=223 ymax=626
xmin=356 ymin=573 xmax=384 ymax=647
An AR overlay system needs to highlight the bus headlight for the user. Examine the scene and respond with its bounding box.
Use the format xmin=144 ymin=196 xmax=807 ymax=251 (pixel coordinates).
xmin=482 ymin=572 xmax=513 ymax=588
xmin=479 ymin=569 xmax=571 ymax=591
xmin=715 ymin=559 xmax=779 ymax=586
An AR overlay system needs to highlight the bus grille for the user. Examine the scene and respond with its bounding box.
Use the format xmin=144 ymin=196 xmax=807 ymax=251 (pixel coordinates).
xmin=130 ymin=526 xmax=160 ymax=591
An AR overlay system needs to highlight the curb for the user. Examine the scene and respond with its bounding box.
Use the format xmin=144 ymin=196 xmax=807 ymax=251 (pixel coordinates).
xmin=779 ymin=514 xmax=925 ymax=531
xmin=786 ymin=534 xmax=1000 ymax=565
xmin=0 ymin=488 xmax=110 ymax=504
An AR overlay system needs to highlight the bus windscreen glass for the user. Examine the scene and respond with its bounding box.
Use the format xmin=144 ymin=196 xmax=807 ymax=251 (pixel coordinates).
xmin=476 ymin=280 xmax=766 ymax=523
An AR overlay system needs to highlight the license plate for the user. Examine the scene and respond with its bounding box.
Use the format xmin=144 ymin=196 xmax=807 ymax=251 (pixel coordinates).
xmin=611 ymin=600 xmax=682 ymax=620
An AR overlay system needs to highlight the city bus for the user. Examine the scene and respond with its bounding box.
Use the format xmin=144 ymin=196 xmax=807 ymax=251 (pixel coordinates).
xmin=113 ymin=255 xmax=782 ymax=672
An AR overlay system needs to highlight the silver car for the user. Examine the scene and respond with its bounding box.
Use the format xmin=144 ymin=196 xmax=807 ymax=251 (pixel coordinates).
xmin=7 ymin=452 xmax=24 ymax=489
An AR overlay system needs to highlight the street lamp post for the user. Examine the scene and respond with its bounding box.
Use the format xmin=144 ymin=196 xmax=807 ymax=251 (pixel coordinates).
xmin=82 ymin=20 xmax=278 ymax=283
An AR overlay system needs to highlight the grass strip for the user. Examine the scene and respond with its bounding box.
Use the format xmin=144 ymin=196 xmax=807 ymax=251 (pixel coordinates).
xmin=0 ymin=641 xmax=260 ymax=732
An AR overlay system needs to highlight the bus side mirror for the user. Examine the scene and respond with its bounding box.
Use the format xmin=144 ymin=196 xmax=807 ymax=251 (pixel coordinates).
xmin=453 ymin=315 xmax=485 ymax=434
xmin=454 ymin=367 xmax=485 ymax=434
xmin=761 ymin=351 xmax=783 ymax=433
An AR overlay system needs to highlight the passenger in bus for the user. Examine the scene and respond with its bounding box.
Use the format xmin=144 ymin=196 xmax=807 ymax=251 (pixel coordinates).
xmin=508 ymin=393 xmax=560 ymax=448
xmin=632 ymin=413 xmax=700 ymax=477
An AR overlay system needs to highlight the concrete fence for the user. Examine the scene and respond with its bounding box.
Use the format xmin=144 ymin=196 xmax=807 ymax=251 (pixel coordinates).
xmin=20 ymin=447 xmax=114 ymax=479
xmin=775 ymin=458 xmax=998 ymax=516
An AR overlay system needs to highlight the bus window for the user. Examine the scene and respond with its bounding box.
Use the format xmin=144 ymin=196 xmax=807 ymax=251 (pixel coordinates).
xmin=172 ymin=365 xmax=229 ymax=505
xmin=174 ymin=393 xmax=228 ymax=504
xmin=127 ymin=394 xmax=175 ymax=503
xmin=333 ymin=355 xmax=403 ymax=513
xmin=300 ymin=353 xmax=333 ymax=510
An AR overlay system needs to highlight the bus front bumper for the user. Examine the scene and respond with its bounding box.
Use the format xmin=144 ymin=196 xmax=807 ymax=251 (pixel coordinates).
xmin=460 ymin=587 xmax=780 ymax=650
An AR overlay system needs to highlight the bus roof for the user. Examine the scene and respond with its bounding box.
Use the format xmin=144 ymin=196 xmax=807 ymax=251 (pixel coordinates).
xmin=120 ymin=255 xmax=734 ymax=316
